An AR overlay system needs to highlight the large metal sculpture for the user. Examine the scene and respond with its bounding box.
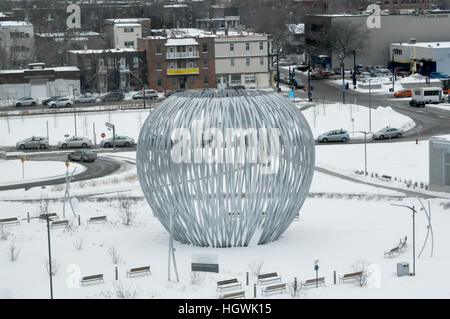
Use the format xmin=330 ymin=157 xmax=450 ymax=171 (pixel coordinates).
xmin=137 ymin=89 xmax=315 ymax=247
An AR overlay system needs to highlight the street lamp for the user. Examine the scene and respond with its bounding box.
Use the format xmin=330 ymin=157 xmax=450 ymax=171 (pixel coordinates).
xmin=355 ymin=130 xmax=369 ymax=175
xmin=368 ymin=79 xmax=372 ymax=132
xmin=391 ymin=204 xmax=418 ymax=276
xmin=72 ymin=88 xmax=78 ymax=136
xmin=314 ymin=260 xmax=319 ymax=288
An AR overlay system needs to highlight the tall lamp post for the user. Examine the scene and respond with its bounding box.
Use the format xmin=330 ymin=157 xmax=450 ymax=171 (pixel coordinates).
xmin=353 ymin=49 xmax=357 ymax=89
xmin=355 ymin=131 xmax=369 ymax=175
xmin=72 ymin=87 xmax=77 ymax=136
xmin=391 ymin=204 xmax=417 ymax=276
xmin=368 ymin=79 xmax=372 ymax=132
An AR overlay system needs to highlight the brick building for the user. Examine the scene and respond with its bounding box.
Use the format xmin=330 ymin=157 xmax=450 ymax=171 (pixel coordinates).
xmin=381 ymin=0 xmax=432 ymax=11
xmin=138 ymin=34 xmax=216 ymax=91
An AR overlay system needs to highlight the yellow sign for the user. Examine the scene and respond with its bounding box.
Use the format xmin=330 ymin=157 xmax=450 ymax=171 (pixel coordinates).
xmin=20 ymin=156 xmax=25 ymax=163
xmin=65 ymin=161 xmax=70 ymax=168
xmin=167 ymin=68 xmax=199 ymax=75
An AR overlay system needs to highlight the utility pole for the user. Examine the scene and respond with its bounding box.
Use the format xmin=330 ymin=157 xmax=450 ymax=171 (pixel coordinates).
xmin=72 ymin=88 xmax=77 ymax=136
xmin=391 ymin=53 xmax=395 ymax=92
xmin=307 ymin=67 xmax=312 ymax=102
xmin=276 ymin=47 xmax=280 ymax=91
xmin=340 ymin=56 xmax=345 ymax=104
xmin=353 ymin=49 xmax=357 ymax=89
xmin=142 ymin=86 xmax=146 ymax=109
xmin=356 ymin=131 xmax=368 ymax=175
xmin=369 ymin=79 xmax=372 ymax=132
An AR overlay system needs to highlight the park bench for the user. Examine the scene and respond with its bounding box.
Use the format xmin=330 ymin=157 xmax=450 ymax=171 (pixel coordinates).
xmin=261 ymin=283 xmax=287 ymax=295
xmin=127 ymin=266 xmax=151 ymax=277
xmin=384 ymin=246 xmax=400 ymax=258
xmin=221 ymin=291 xmax=245 ymax=299
xmin=51 ymin=220 xmax=69 ymax=228
xmin=39 ymin=213 xmax=58 ymax=221
xmin=380 ymin=175 xmax=392 ymax=181
xmin=301 ymin=277 xmax=325 ymax=288
xmin=80 ymin=274 xmax=104 ymax=285
xmin=88 ymin=216 xmax=107 ymax=224
xmin=217 ymin=278 xmax=242 ymax=291
xmin=257 ymin=272 xmax=281 ymax=285
xmin=339 ymin=271 xmax=363 ymax=284
xmin=0 ymin=217 xmax=20 ymax=226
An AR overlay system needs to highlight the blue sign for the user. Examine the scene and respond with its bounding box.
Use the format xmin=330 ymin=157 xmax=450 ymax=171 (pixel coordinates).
xmin=288 ymin=90 xmax=294 ymax=99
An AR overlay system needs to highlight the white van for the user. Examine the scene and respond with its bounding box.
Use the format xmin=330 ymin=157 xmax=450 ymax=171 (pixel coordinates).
xmin=410 ymin=87 xmax=444 ymax=107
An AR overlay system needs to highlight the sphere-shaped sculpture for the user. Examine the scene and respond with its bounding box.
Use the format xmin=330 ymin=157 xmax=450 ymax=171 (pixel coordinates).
xmin=137 ymin=89 xmax=315 ymax=247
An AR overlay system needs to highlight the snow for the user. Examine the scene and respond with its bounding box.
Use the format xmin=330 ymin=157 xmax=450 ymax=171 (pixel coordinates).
xmin=165 ymin=38 xmax=199 ymax=46
xmin=0 ymin=21 xmax=32 ymax=27
xmin=0 ymin=159 xmax=85 ymax=187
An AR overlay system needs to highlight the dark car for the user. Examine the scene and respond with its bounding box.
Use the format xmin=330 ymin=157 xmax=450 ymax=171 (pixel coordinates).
xmin=67 ymin=150 xmax=97 ymax=162
xmin=165 ymin=89 xmax=186 ymax=97
xmin=100 ymin=91 xmax=124 ymax=102
xmin=288 ymin=79 xmax=305 ymax=89
xmin=230 ymin=85 xmax=246 ymax=90
xmin=42 ymin=96 xmax=59 ymax=105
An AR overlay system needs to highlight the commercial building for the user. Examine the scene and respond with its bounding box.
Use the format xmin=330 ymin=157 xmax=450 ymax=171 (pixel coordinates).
xmin=429 ymin=137 xmax=450 ymax=193
xmin=0 ymin=63 xmax=80 ymax=100
xmin=0 ymin=21 xmax=34 ymax=68
xmin=104 ymin=18 xmax=151 ymax=49
xmin=67 ymin=48 xmax=146 ymax=93
xmin=215 ymin=31 xmax=270 ymax=89
xmin=138 ymin=30 xmax=217 ymax=91
xmin=304 ymin=11 xmax=450 ymax=68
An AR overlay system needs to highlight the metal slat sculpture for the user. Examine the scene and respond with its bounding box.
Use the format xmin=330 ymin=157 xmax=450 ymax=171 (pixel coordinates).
xmin=137 ymin=89 xmax=315 ymax=247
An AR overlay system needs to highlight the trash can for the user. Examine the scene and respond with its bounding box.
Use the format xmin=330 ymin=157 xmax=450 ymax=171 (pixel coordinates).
xmin=397 ymin=262 xmax=410 ymax=277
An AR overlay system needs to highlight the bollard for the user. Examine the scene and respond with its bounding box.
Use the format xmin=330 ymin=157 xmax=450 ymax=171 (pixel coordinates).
xmin=294 ymin=277 xmax=297 ymax=297
xmin=78 ymin=215 xmax=81 ymax=226
xmin=27 ymin=212 xmax=30 ymax=223
xmin=334 ymin=271 xmax=337 ymax=285
xmin=416 ymin=139 xmax=418 ymax=145
xmin=115 ymin=266 xmax=118 ymax=281
xmin=246 ymin=272 xmax=249 ymax=286
xmin=254 ymin=283 xmax=256 ymax=298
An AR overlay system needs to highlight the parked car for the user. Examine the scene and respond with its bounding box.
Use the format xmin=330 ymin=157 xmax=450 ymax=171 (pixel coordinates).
xmin=16 ymin=136 xmax=49 ymax=149
xmin=372 ymin=127 xmax=403 ymax=140
xmin=100 ymin=91 xmax=124 ymax=102
xmin=132 ymin=89 xmax=158 ymax=100
xmin=42 ymin=96 xmax=59 ymax=105
xmin=67 ymin=150 xmax=97 ymax=162
xmin=74 ymin=93 xmax=96 ymax=103
xmin=230 ymin=85 xmax=246 ymax=90
xmin=317 ymin=129 xmax=350 ymax=143
xmin=278 ymin=58 xmax=295 ymax=66
xmin=165 ymin=89 xmax=186 ymax=98
xmin=13 ymin=97 xmax=39 ymax=107
xmin=429 ymin=72 xmax=449 ymax=79
xmin=394 ymin=89 xmax=412 ymax=98
xmin=58 ymin=137 xmax=92 ymax=149
xmin=48 ymin=97 xmax=73 ymax=108
xmin=100 ymin=135 xmax=135 ymax=148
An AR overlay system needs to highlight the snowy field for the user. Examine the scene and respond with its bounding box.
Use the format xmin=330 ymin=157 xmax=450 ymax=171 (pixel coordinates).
xmin=0 ymin=159 xmax=85 ymax=187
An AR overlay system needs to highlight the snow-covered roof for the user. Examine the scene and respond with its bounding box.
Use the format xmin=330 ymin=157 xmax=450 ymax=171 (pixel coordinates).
xmin=115 ymin=23 xmax=141 ymax=28
xmin=165 ymin=38 xmax=199 ymax=46
xmin=105 ymin=18 xmax=149 ymax=23
xmin=68 ymin=48 xmax=140 ymax=54
xmin=392 ymin=41 xmax=450 ymax=49
xmin=145 ymin=28 xmax=267 ymax=41
xmin=0 ymin=66 xmax=79 ymax=74
xmin=36 ymin=31 xmax=100 ymax=38
xmin=0 ymin=21 xmax=33 ymax=28
xmin=287 ymin=23 xmax=305 ymax=35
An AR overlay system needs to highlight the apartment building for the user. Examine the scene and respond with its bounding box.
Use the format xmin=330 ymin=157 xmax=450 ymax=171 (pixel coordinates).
xmin=215 ymin=31 xmax=270 ymax=89
xmin=0 ymin=21 xmax=34 ymax=68
xmin=105 ymin=18 xmax=151 ymax=49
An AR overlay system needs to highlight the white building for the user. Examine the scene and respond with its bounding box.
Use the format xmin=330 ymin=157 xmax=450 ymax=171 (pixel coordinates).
xmin=429 ymin=137 xmax=450 ymax=193
xmin=105 ymin=19 xmax=150 ymax=49
xmin=214 ymin=31 xmax=270 ymax=89
xmin=0 ymin=21 xmax=34 ymax=68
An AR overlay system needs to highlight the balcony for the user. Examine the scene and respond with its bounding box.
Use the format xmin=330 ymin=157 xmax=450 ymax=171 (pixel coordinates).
xmin=167 ymin=67 xmax=200 ymax=76
xmin=166 ymin=51 xmax=200 ymax=59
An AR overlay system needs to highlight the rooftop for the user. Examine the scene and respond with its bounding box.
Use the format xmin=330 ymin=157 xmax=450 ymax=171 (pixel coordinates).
xmin=0 ymin=66 xmax=79 ymax=74
xmin=68 ymin=48 xmax=141 ymax=54
xmin=393 ymin=41 xmax=450 ymax=49
xmin=0 ymin=21 xmax=33 ymax=27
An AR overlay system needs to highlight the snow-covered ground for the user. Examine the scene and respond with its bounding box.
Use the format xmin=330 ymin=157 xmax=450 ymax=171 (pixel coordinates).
xmin=300 ymin=102 xmax=415 ymax=139
xmin=0 ymin=159 xmax=85 ymax=187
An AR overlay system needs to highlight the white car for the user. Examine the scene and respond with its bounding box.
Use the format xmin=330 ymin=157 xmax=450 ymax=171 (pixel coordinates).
xmin=58 ymin=136 xmax=92 ymax=149
xmin=48 ymin=97 xmax=73 ymax=108
xmin=132 ymin=90 xmax=158 ymax=100
xmin=74 ymin=93 xmax=97 ymax=103
xmin=13 ymin=97 xmax=39 ymax=107
xmin=100 ymin=136 xmax=135 ymax=148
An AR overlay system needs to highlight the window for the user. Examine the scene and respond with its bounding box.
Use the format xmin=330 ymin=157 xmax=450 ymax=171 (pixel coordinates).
xmin=260 ymin=57 xmax=264 ymax=65
xmin=203 ymin=60 xmax=208 ymax=69
xmin=393 ymin=48 xmax=402 ymax=55
xmin=99 ymin=58 xmax=104 ymax=68
xmin=156 ymin=61 xmax=162 ymax=71
xmin=246 ymin=58 xmax=250 ymax=66
xmin=169 ymin=61 xmax=175 ymax=69
xmin=259 ymin=42 xmax=264 ymax=50
xmin=124 ymin=27 xmax=134 ymax=33
xmin=203 ymin=77 xmax=209 ymax=85
xmin=85 ymin=59 xmax=91 ymax=69
xmin=202 ymin=44 xmax=208 ymax=53
xmin=246 ymin=42 xmax=250 ymax=51
xmin=156 ymin=46 xmax=162 ymax=55
xmin=230 ymin=58 xmax=235 ymax=67
xmin=108 ymin=58 xmax=113 ymax=68
xmin=231 ymin=74 xmax=241 ymax=84
xmin=124 ymin=41 xmax=134 ymax=47
xmin=157 ymin=79 xmax=162 ymax=86
xmin=133 ymin=56 xmax=139 ymax=68
xmin=230 ymin=43 xmax=234 ymax=51
xmin=245 ymin=74 xmax=255 ymax=83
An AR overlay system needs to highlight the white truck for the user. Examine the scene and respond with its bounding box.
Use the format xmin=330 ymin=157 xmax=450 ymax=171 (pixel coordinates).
xmin=409 ymin=87 xmax=445 ymax=107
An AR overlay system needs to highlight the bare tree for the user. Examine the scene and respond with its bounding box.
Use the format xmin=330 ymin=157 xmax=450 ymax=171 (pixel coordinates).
xmin=72 ymin=237 xmax=84 ymax=251
xmin=351 ymin=260 xmax=371 ymax=287
xmin=113 ymin=281 xmax=138 ymax=299
xmin=248 ymin=260 xmax=264 ymax=276
xmin=45 ymin=258 xmax=60 ymax=276
xmin=7 ymin=241 xmax=20 ymax=261
xmin=108 ymin=246 xmax=121 ymax=264
xmin=119 ymin=198 xmax=136 ymax=226
xmin=0 ymin=225 xmax=11 ymax=241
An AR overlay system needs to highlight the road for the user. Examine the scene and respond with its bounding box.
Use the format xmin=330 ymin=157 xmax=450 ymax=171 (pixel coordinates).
xmin=0 ymin=155 xmax=123 ymax=191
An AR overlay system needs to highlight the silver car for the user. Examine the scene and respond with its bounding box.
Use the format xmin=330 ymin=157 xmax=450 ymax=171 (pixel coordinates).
xmin=48 ymin=97 xmax=72 ymax=108
xmin=67 ymin=150 xmax=97 ymax=162
xmin=372 ymin=127 xmax=403 ymax=140
xmin=16 ymin=136 xmax=49 ymax=149
xmin=14 ymin=97 xmax=39 ymax=107
xmin=74 ymin=93 xmax=97 ymax=103
xmin=58 ymin=137 xmax=92 ymax=149
xmin=100 ymin=136 xmax=135 ymax=148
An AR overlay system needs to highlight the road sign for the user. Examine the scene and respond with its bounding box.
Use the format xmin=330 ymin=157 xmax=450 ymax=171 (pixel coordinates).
xmin=65 ymin=161 xmax=70 ymax=168
xmin=20 ymin=156 xmax=25 ymax=163
xmin=288 ymin=90 xmax=294 ymax=99
xmin=101 ymin=133 xmax=106 ymax=138
xmin=105 ymin=122 xmax=114 ymax=129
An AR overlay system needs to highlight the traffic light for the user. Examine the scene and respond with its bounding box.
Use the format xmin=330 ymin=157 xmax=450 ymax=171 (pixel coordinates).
xmin=292 ymin=69 xmax=295 ymax=78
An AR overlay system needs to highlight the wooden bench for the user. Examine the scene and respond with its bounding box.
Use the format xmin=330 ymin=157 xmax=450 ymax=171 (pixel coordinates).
xmin=88 ymin=216 xmax=107 ymax=224
xmin=127 ymin=266 xmax=151 ymax=277
xmin=221 ymin=291 xmax=245 ymax=299
xmin=257 ymin=272 xmax=281 ymax=285
xmin=80 ymin=274 xmax=104 ymax=285
xmin=0 ymin=217 xmax=20 ymax=226
xmin=217 ymin=278 xmax=242 ymax=291
xmin=51 ymin=220 xmax=69 ymax=228
xmin=339 ymin=271 xmax=363 ymax=284
xmin=301 ymin=277 xmax=325 ymax=288
xmin=261 ymin=283 xmax=286 ymax=295
xmin=384 ymin=246 xmax=400 ymax=258
xmin=39 ymin=213 xmax=58 ymax=221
